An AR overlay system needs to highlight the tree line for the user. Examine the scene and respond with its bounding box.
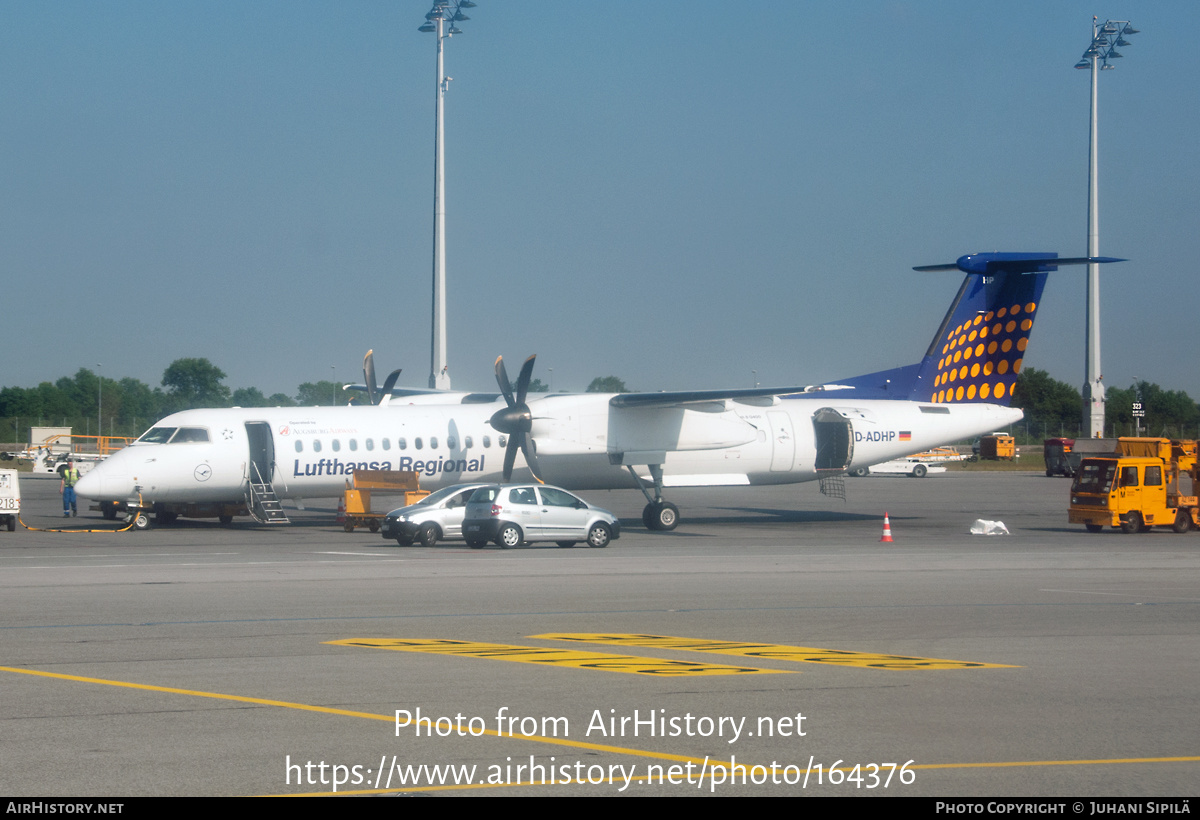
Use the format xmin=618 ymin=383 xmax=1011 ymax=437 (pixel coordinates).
xmin=0 ymin=358 xmax=347 ymax=440
xmin=1011 ymin=368 xmax=1200 ymax=441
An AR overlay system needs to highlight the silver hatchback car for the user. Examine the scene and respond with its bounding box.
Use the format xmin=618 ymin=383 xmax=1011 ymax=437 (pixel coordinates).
xmin=380 ymin=483 xmax=493 ymax=547
xmin=461 ymin=484 xmax=621 ymax=549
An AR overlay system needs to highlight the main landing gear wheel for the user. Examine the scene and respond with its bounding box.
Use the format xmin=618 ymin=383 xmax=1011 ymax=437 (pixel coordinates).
xmin=125 ymin=512 xmax=150 ymax=531
xmin=643 ymin=501 xmax=679 ymax=531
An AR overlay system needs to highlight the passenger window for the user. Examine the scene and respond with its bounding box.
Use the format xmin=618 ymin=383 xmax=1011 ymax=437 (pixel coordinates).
xmin=415 ymin=438 xmax=423 ymax=450
xmin=1120 ymin=466 xmax=1139 ymax=487
xmin=295 ymin=440 xmax=304 ymax=453
xmin=430 ymin=437 xmax=439 ymax=449
xmin=313 ymin=439 xmax=322 ymax=453
xmin=483 ymin=436 xmax=491 ymax=448
xmin=332 ymin=439 xmax=341 ymax=452
xmin=349 ymin=439 xmax=358 ymax=452
xmin=382 ymin=438 xmax=391 ymax=450
xmin=1145 ymin=466 xmax=1162 ymax=486
xmin=447 ymin=436 xmax=457 ymax=449
xmin=398 ymin=437 xmax=407 ymax=450
xmin=365 ymin=438 xmax=374 ymax=451
xmin=499 ymin=435 xmax=507 ymax=448
xmin=465 ymin=436 xmax=473 ymax=449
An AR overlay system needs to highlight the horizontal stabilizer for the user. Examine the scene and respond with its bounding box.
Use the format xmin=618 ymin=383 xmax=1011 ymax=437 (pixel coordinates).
xmin=914 ymin=252 xmax=1125 ymax=275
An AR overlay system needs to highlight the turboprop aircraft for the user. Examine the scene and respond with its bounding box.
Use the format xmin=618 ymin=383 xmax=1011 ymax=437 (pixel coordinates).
xmin=75 ymin=252 xmax=1122 ymax=531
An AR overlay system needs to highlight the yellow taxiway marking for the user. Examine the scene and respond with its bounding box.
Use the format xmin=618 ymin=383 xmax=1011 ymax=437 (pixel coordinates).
xmin=326 ymin=638 xmax=794 ymax=677
xmin=529 ymin=633 xmax=1018 ymax=670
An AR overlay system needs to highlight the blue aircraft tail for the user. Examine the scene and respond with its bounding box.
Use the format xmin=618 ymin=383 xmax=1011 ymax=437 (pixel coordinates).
xmin=834 ymin=252 xmax=1123 ymax=405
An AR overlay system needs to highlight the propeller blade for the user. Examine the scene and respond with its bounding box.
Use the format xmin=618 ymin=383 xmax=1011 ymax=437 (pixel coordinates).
xmin=520 ymin=437 xmax=543 ymax=484
xmin=363 ymin=349 xmax=379 ymax=406
xmin=515 ymin=354 xmax=536 ymax=405
xmin=503 ymin=436 xmax=519 ymax=481
xmin=495 ymin=356 xmax=515 ymax=408
xmin=380 ymin=369 xmax=402 ymax=400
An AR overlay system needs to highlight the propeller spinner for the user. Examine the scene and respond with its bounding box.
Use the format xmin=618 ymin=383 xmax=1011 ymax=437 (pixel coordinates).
xmin=489 ymin=354 xmax=542 ymax=482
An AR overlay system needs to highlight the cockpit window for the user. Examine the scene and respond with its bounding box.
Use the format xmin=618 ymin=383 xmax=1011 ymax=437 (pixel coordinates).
xmin=169 ymin=427 xmax=210 ymax=443
xmin=138 ymin=427 xmax=177 ymax=444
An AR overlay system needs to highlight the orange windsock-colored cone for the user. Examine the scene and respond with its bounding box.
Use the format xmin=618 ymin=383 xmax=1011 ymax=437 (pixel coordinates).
xmin=336 ymin=497 xmax=346 ymax=523
xmin=880 ymin=512 xmax=894 ymax=542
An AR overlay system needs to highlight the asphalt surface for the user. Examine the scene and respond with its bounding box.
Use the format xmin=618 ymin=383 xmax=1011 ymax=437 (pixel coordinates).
xmin=2 ymin=471 xmax=1197 ymax=797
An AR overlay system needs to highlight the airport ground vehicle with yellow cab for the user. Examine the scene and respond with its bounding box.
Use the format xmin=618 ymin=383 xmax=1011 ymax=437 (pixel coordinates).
xmin=1068 ymin=438 xmax=1198 ymax=534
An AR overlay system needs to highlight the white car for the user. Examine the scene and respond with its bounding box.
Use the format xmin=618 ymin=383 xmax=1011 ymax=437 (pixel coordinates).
xmin=461 ymin=484 xmax=621 ymax=549
xmin=380 ymin=483 xmax=493 ymax=547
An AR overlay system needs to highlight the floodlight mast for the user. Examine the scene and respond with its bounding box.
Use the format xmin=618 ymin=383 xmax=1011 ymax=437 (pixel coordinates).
xmin=1075 ymin=18 xmax=1137 ymax=437
xmin=419 ymin=1 xmax=476 ymax=390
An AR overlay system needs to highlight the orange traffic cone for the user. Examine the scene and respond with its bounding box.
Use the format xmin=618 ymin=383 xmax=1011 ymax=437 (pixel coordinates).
xmin=880 ymin=512 xmax=894 ymax=542
xmin=336 ymin=496 xmax=346 ymax=524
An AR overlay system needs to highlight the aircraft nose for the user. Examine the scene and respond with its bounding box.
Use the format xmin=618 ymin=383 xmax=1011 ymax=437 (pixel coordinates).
xmin=74 ymin=463 xmax=134 ymax=500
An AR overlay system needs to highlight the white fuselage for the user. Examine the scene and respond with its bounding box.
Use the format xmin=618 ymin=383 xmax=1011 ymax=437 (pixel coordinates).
xmin=75 ymin=393 xmax=1021 ymax=508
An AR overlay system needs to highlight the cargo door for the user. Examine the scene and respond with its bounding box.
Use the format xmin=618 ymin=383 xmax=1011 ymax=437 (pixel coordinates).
xmin=812 ymin=408 xmax=854 ymax=472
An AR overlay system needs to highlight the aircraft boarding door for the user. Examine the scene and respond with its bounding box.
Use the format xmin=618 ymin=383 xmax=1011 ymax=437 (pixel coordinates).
xmin=245 ymin=422 xmax=275 ymax=486
xmin=812 ymin=408 xmax=854 ymax=472
xmin=768 ymin=411 xmax=795 ymax=471
xmin=243 ymin=421 xmax=289 ymax=524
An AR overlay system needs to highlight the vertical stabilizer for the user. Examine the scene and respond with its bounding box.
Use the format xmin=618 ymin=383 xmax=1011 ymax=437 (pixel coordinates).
xmin=831 ymin=252 xmax=1123 ymax=405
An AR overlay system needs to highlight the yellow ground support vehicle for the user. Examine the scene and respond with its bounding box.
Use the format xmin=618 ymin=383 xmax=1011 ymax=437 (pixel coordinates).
xmin=1069 ymin=438 xmax=1198 ymax=534
xmin=342 ymin=470 xmax=429 ymax=532
xmin=978 ymin=433 xmax=1016 ymax=461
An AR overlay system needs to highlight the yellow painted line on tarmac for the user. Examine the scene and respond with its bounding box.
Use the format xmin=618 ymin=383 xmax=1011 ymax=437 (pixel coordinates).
xmin=326 ymin=638 xmax=793 ymax=677
xmin=530 ymin=633 xmax=1018 ymax=670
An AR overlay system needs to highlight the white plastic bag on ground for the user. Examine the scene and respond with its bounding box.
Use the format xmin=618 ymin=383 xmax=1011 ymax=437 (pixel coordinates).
xmin=970 ymin=519 xmax=1009 ymax=535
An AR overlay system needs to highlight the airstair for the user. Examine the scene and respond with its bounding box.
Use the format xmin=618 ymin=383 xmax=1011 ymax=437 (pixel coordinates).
xmin=246 ymin=462 xmax=289 ymax=524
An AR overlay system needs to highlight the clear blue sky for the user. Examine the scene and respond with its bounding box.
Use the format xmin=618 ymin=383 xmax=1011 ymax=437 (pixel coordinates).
xmin=3 ymin=2 xmax=1195 ymax=401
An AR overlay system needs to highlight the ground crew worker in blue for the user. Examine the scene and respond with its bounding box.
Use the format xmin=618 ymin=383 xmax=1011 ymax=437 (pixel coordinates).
xmin=60 ymin=461 xmax=80 ymax=517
